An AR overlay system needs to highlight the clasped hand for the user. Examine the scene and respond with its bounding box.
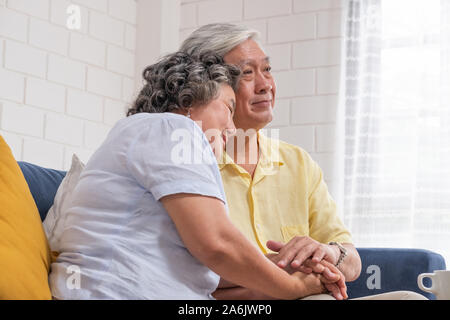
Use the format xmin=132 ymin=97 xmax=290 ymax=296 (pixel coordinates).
xmin=266 ymin=237 xmax=348 ymax=300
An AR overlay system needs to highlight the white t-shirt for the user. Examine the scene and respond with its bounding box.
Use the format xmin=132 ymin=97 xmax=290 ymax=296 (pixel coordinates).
xmin=49 ymin=113 xmax=227 ymax=300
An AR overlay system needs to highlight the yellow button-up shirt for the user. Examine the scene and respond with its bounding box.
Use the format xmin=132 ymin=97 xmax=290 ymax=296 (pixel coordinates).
xmin=219 ymin=132 xmax=352 ymax=254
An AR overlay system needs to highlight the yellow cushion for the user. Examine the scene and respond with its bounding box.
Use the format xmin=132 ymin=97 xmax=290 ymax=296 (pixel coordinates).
xmin=0 ymin=135 xmax=52 ymax=299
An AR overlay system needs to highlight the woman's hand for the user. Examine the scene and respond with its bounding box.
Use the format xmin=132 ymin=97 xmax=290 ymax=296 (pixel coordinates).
xmin=231 ymin=271 xmax=328 ymax=300
xmin=290 ymin=271 xmax=328 ymax=298
xmin=312 ymin=260 xmax=348 ymax=300
xmin=214 ymin=256 xmax=347 ymax=300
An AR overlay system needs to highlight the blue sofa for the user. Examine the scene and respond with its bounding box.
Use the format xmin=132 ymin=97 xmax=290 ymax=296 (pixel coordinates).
xmin=18 ymin=161 xmax=447 ymax=300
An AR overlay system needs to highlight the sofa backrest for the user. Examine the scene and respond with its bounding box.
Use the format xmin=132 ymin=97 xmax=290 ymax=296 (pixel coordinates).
xmin=347 ymin=248 xmax=447 ymax=299
xmin=18 ymin=162 xmax=66 ymax=222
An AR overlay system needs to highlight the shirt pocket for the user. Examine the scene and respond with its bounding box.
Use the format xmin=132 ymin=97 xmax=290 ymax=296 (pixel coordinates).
xmin=280 ymin=224 xmax=309 ymax=243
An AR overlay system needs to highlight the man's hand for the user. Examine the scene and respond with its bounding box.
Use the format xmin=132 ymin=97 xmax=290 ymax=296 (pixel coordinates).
xmin=266 ymin=237 xmax=340 ymax=269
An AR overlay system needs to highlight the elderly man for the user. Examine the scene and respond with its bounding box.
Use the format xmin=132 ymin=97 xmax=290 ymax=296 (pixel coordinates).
xmin=180 ymin=23 xmax=426 ymax=300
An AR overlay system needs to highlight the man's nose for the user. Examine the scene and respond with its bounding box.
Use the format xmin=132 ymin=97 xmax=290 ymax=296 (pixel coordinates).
xmin=255 ymin=74 xmax=272 ymax=94
xmin=261 ymin=83 xmax=273 ymax=93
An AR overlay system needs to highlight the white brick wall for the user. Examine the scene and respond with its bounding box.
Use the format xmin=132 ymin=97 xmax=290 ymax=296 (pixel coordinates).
xmin=0 ymin=0 xmax=137 ymax=170
xmin=0 ymin=69 xmax=25 ymax=103
xmin=244 ymin=0 xmax=292 ymax=20
xmin=69 ymin=33 xmax=106 ymax=67
xmin=179 ymin=0 xmax=343 ymax=194
xmin=26 ymin=77 xmax=66 ymax=112
xmin=1 ymin=0 xmax=342 ymax=194
xmin=0 ymin=7 xmax=29 ymax=41
xmin=197 ymin=0 xmax=243 ymax=25
xmin=51 ymin=0 xmax=89 ymax=33
xmin=5 ymin=40 xmax=47 ymax=77
xmin=67 ymin=89 xmax=104 ymax=122
xmin=29 ymin=18 xmax=69 ymax=55
xmin=0 ymin=102 xmax=45 ymax=138
xmin=7 ymin=0 xmax=50 ymax=20
xmin=22 ymin=136 xmax=65 ymax=170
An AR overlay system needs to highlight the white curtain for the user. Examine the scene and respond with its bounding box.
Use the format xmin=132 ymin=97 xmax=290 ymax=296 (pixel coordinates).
xmin=339 ymin=0 xmax=450 ymax=265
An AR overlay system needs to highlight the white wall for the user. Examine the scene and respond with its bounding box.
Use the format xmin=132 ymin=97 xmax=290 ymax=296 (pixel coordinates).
xmin=0 ymin=0 xmax=342 ymax=197
xmin=0 ymin=0 xmax=137 ymax=170
xmin=179 ymin=0 xmax=343 ymax=195
xmin=135 ymin=0 xmax=180 ymax=90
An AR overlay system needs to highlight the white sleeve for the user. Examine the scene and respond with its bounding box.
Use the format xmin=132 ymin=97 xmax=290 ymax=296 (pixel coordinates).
xmin=126 ymin=116 xmax=226 ymax=204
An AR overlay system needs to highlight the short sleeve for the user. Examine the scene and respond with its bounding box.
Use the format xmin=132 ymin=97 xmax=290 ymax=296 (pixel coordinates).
xmin=126 ymin=115 xmax=226 ymax=204
xmin=306 ymin=155 xmax=353 ymax=244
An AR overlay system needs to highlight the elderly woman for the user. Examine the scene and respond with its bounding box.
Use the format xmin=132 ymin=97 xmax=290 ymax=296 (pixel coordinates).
xmin=180 ymin=24 xmax=427 ymax=300
xmin=48 ymin=52 xmax=344 ymax=300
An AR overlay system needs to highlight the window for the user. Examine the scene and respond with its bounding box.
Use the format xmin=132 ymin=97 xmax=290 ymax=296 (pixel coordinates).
xmin=342 ymin=0 xmax=450 ymax=263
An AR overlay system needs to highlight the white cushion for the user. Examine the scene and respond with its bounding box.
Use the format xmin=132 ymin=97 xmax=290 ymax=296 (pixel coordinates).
xmin=43 ymin=154 xmax=85 ymax=252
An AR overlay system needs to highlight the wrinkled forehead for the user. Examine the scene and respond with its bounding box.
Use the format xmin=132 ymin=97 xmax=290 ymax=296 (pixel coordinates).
xmin=224 ymin=39 xmax=268 ymax=63
xmin=236 ymin=56 xmax=271 ymax=68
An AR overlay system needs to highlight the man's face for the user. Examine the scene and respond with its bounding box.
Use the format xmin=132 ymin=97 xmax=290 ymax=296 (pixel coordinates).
xmin=224 ymin=39 xmax=276 ymax=131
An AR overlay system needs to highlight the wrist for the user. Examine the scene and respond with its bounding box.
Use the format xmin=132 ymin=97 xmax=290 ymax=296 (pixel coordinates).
xmin=287 ymin=275 xmax=310 ymax=300
xmin=328 ymin=244 xmax=341 ymax=265
xmin=328 ymin=242 xmax=348 ymax=268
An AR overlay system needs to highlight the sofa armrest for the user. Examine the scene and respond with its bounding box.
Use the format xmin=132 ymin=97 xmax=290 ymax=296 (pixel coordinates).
xmin=346 ymin=248 xmax=446 ymax=299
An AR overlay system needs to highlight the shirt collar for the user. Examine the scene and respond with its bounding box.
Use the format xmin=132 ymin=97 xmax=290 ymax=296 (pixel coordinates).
xmin=218 ymin=131 xmax=284 ymax=172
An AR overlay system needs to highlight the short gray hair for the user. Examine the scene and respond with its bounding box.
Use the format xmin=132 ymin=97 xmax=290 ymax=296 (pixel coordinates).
xmin=180 ymin=23 xmax=262 ymax=58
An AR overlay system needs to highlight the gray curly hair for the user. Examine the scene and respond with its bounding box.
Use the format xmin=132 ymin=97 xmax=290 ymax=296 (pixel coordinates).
xmin=127 ymin=51 xmax=241 ymax=116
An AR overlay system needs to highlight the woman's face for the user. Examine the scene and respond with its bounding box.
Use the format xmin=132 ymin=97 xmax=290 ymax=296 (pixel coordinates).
xmin=223 ymin=39 xmax=276 ymax=131
xmin=189 ymin=84 xmax=236 ymax=158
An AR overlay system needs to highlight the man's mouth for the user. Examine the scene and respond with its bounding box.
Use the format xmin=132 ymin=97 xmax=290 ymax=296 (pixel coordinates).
xmin=252 ymin=99 xmax=272 ymax=108
xmin=251 ymin=94 xmax=273 ymax=108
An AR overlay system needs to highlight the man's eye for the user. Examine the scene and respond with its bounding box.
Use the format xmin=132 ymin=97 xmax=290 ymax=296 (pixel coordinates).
xmin=243 ymin=69 xmax=253 ymax=75
xmin=265 ymin=66 xmax=272 ymax=72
